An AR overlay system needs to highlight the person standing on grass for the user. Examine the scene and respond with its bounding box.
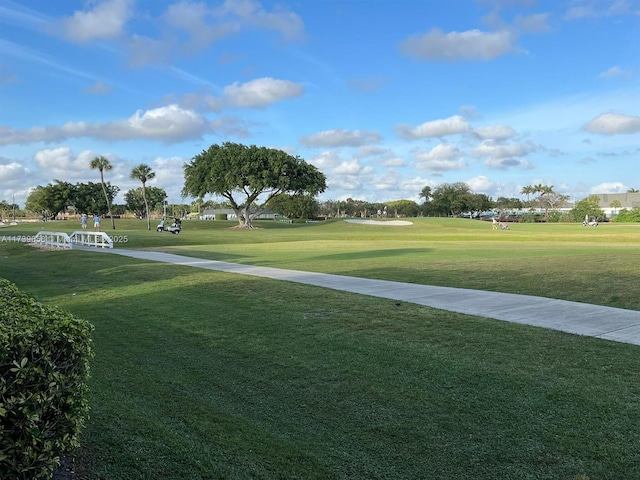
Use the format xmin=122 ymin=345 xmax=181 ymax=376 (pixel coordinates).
xmin=81 ymin=213 xmax=87 ymax=231
xmin=93 ymin=214 xmax=101 ymax=232
xmin=492 ymin=217 xmax=498 ymax=230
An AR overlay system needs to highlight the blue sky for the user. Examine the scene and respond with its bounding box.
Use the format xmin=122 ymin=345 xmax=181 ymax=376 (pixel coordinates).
xmin=1 ymin=0 xmax=639 ymax=208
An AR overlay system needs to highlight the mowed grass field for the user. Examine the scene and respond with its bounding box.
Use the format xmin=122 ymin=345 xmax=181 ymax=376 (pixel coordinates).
xmin=1 ymin=218 xmax=640 ymax=479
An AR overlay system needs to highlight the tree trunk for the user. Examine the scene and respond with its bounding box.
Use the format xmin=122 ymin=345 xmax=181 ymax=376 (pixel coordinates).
xmin=142 ymin=183 xmax=150 ymax=230
xmin=230 ymin=206 xmax=257 ymax=228
xmin=100 ymin=172 xmax=116 ymax=230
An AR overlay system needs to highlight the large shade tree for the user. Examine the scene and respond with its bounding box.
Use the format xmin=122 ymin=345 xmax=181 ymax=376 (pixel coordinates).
xmin=182 ymin=142 xmax=327 ymax=228
xmin=25 ymin=180 xmax=74 ymax=220
xmin=430 ymin=182 xmax=472 ymax=217
xmin=74 ymin=181 xmax=119 ymax=215
xmin=130 ymin=164 xmax=155 ymax=230
xmin=90 ymin=156 xmax=116 ymax=229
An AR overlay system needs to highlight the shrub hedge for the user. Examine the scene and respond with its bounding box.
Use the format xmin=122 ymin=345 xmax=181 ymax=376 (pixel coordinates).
xmin=0 ymin=278 xmax=93 ymax=480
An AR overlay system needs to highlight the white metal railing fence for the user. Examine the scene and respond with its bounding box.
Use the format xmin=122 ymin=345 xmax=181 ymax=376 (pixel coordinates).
xmin=34 ymin=231 xmax=72 ymax=249
xmin=69 ymin=231 xmax=113 ymax=248
xmin=34 ymin=231 xmax=113 ymax=249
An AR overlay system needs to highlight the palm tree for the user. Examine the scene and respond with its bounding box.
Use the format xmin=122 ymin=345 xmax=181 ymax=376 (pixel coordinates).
xmin=89 ymin=155 xmax=116 ymax=229
xmin=419 ymin=185 xmax=432 ymax=203
xmin=520 ymin=185 xmax=535 ymax=209
xmin=130 ymin=164 xmax=155 ymax=230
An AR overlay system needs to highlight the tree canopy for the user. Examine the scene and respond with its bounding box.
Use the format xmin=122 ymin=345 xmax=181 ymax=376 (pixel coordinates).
xmin=268 ymin=193 xmax=320 ymax=220
xmin=570 ymin=195 xmax=605 ymax=222
xmin=124 ymin=186 xmax=167 ymax=218
xmin=25 ymin=180 xmax=118 ymax=220
xmin=182 ymin=142 xmax=327 ymax=228
xmin=426 ymin=182 xmax=494 ymax=217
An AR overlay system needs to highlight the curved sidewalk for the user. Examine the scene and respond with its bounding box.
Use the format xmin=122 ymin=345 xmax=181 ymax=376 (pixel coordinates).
xmin=111 ymin=249 xmax=640 ymax=347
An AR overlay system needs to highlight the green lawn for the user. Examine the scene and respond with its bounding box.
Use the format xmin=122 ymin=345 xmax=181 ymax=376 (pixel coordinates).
xmin=1 ymin=218 xmax=639 ymax=479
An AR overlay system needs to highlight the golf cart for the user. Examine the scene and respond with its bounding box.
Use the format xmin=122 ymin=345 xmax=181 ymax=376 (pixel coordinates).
xmin=157 ymin=217 xmax=182 ymax=234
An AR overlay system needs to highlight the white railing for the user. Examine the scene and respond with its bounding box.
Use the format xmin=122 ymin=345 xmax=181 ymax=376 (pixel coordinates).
xmin=34 ymin=231 xmax=72 ymax=249
xmin=34 ymin=231 xmax=113 ymax=249
xmin=69 ymin=231 xmax=113 ymax=249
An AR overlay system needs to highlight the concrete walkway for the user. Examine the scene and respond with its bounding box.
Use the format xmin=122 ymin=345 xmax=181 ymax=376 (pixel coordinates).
xmin=109 ymin=248 xmax=640 ymax=347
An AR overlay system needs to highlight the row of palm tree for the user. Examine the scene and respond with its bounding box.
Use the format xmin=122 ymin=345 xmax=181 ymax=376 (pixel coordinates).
xmin=89 ymin=156 xmax=155 ymax=230
xmin=519 ymin=184 xmax=555 ymax=204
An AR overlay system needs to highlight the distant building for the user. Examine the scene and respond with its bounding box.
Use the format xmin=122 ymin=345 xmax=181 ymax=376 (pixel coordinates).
xmin=591 ymin=192 xmax=640 ymax=218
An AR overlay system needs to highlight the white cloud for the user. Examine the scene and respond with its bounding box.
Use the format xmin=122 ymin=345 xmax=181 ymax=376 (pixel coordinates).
xmin=163 ymin=1 xmax=239 ymax=50
xmin=126 ymin=0 xmax=305 ymax=66
xmin=0 ymin=161 xmax=29 ymax=183
xmin=223 ymin=77 xmax=304 ymax=108
xmin=466 ymin=175 xmax=497 ymax=193
xmin=565 ymin=0 xmax=637 ymax=20
xmin=472 ymin=140 xmax=535 ymax=159
xmin=179 ymin=77 xmax=304 ymax=112
xmin=0 ymin=105 xmax=213 ymax=146
xmin=310 ymin=151 xmax=342 ymax=169
xmin=583 ymin=112 xmax=640 ymax=134
xmin=598 ymin=66 xmax=630 ymax=79
xmin=354 ymin=146 xmax=390 ymax=158
xmin=333 ymin=160 xmax=374 ymax=175
xmin=414 ymin=144 xmax=468 ymax=171
xmin=209 ymin=116 xmax=252 ymax=138
xmin=483 ymin=157 xmax=535 ymax=169
xmin=472 ymin=140 xmax=537 ymax=169
xmin=221 ymin=0 xmax=306 ymax=41
xmin=459 ymin=105 xmax=482 ymax=120
xmin=381 ymin=157 xmax=408 ymax=168
xmin=58 ymin=0 xmax=133 ymax=42
xmin=399 ymin=28 xmax=516 ymax=61
xmin=148 ymin=156 xmax=188 ymax=198
xmin=514 ymin=13 xmax=551 ymax=33
xmin=396 ymin=115 xmax=471 ymax=140
xmin=33 ymin=147 xmax=97 ymax=180
xmin=474 ymin=125 xmax=517 ymax=140
xmin=590 ymin=182 xmax=629 ymax=194
xmin=327 ymin=176 xmax=363 ymax=192
xmin=371 ymin=178 xmax=398 ymax=192
xmin=112 ymin=105 xmax=210 ymax=141
xmin=300 ymin=129 xmax=382 ymax=148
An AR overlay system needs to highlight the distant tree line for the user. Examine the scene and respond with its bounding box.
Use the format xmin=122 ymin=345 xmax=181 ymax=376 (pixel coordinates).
xmin=4 ymin=143 xmax=639 ymax=224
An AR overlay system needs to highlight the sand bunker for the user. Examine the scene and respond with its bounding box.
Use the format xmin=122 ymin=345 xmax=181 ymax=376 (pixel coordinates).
xmin=344 ymin=219 xmax=413 ymax=226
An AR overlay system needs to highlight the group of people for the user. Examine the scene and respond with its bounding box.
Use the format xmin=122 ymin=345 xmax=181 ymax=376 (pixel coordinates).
xmin=80 ymin=213 xmax=102 ymax=231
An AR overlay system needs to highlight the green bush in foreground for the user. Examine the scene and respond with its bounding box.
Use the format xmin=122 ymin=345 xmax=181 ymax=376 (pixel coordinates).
xmin=0 ymin=278 xmax=93 ymax=480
